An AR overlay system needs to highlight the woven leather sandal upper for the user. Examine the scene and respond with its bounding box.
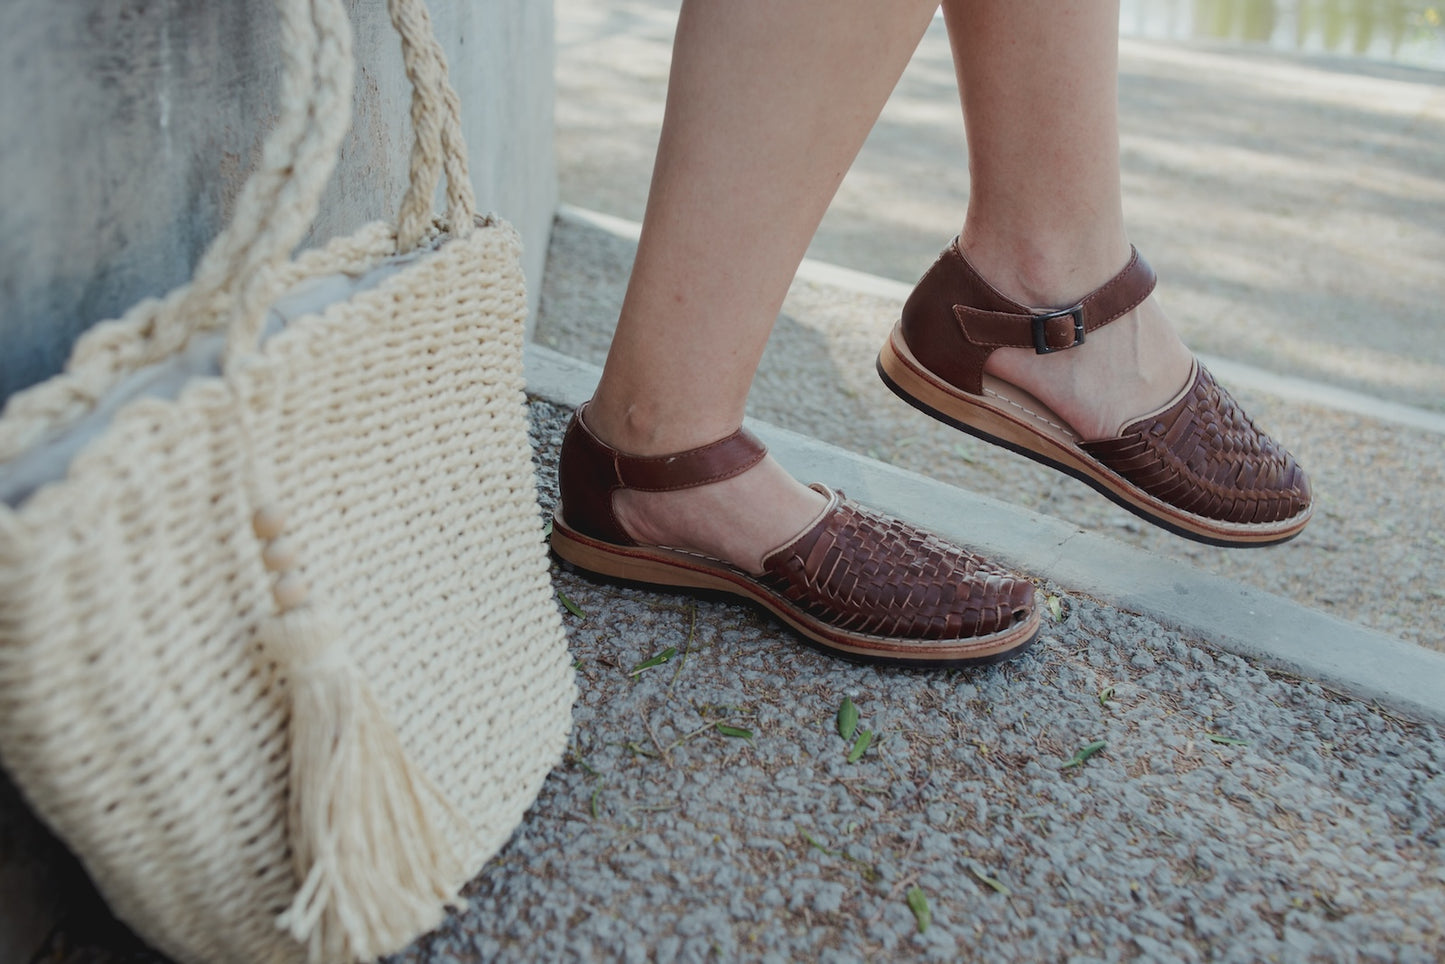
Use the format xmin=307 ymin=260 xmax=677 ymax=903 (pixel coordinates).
xmin=1079 ymin=363 xmax=1311 ymax=525
xmin=760 ymin=490 xmax=1034 ymax=640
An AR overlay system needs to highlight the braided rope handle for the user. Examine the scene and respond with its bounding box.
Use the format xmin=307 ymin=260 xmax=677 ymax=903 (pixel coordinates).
xmin=0 ymin=0 xmax=480 ymax=460
xmin=221 ymin=0 xmax=357 ymax=368
xmin=232 ymin=0 xmax=480 ymax=355
xmin=389 ymin=0 xmax=477 ymax=251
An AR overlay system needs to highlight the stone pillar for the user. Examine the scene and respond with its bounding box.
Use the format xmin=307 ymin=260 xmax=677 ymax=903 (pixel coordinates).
xmin=0 ymin=0 xmax=556 ymax=402
xmin=0 ymin=1 xmax=555 ymax=958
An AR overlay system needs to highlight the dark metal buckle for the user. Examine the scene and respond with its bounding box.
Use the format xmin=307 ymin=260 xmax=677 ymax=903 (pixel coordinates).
xmin=1031 ymin=305 xmax=1087 ymax=355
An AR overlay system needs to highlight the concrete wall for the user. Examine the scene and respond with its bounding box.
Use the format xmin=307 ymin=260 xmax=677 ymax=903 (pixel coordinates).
xmin=0 ymin=0 xmax=556 ymax=402
xmin=0 ymin=1 xmax=555 ymax=958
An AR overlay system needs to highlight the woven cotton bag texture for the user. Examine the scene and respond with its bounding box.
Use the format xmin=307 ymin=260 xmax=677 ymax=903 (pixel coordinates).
xmin=0 ymin=0 xmax=575 ymax=961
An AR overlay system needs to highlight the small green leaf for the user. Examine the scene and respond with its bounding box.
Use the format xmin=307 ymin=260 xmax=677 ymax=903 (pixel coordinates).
xmin=1206 ymin=733 xmax=1248 ymax=746
xmin=837 ymin=697 xmax=859 ymax=741
xmin=968 ymin=864 xmax=1012 ymax=896
xmin=846 ymin=728 xmax=874 ymax=763
xmin=716 ymin=723 xmax=753 ymax=740
xmin=556 ymin=589 xmax=585 ymax=618
xmin=629 ymin=646 xmax=678 ymax=676
xmin=800 ymin=830 xmax=839 ymax=857
xmin=906 ymin=886 xmax=931 ymax=933
xmin=1047 ymin=595 xmax=1063 ymax=621
xmin=590 ymin=783 xmax=602 ymax=820
xmin=1098 ymin=685 xmax=1116 ymax=707
xmin=1060 ymin=739 xmax=1108 ymax=769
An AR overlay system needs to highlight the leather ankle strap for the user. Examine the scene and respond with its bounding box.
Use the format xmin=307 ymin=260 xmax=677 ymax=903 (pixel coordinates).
xmin=899 ymin=241 xmax=1157 ymax=396
xmin=557 ymin=403 xmax=767 ymax=545
xmin=611 ymin=427 xmax=766 ymax=492
xmin=952 ymin=243 xmax=1156 ymax=352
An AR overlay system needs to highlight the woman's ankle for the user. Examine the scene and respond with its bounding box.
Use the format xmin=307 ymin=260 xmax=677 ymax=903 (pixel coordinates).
xmin=586 ymin=388 xmax=748 ymax=458
xmin=957 ymin=224 xmax=1133 ymax=309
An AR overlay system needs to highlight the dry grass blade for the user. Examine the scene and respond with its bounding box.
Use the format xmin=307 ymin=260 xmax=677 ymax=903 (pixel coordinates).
xmin=1060 ymin=740 xmax=1107 ymax=769
xmin=1206 ymin=733 xmax=1248 ymax=746
xmin=968 ymin=864 xmax=1012 ymax=897
xmin=837 ymin=697 xmax=859 ymax=741
xmin=556 ymin=589 xmax=585 ymax=618
xmin=629 ymin=646 xmax=677 ymax=676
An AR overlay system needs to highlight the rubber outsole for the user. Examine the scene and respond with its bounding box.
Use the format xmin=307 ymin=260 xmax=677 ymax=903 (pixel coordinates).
xmin=876 ymin=325 xmax=1311 ymax=549
xmin=549 ymin=515 xmax=1042 ymax=669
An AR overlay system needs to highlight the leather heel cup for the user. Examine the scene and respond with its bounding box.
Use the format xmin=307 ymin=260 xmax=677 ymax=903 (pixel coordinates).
xmin=899 ymin=246 xmax=986 ymax=395
xmin=556 ymin=406 xmax=632 ymax=546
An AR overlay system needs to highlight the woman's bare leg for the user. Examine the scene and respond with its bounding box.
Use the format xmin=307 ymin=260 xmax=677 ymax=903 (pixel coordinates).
xmin=943 ymin=0 xmax=1194 ymax=440
xmin=584 ymin=0 xmax=938 ymax=573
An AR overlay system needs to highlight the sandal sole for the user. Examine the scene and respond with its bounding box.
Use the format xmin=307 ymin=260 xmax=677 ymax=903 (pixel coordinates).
xmin=877 ymin=321 xmax=1311 ymax=548
xmin=550 ymin=514 xmax=1042 ymax=668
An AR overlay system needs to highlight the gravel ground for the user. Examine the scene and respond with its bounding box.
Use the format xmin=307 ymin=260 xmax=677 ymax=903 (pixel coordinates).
xmin=388 ymin=401 xmax=1445 ymax=963
xmin=29 ymin=400 xmax=1445 ymax=963
xmin=534 ymin=219 xmax=1445 ymax=652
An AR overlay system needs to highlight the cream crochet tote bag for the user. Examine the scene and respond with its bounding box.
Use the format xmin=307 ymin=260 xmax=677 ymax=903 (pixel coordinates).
xmin=0 ymin=0 xmax=575 ymax=961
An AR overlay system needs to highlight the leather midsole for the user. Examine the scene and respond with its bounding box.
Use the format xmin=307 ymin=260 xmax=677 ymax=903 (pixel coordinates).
xmin=549 ymin=515 xmax=1040 ymax=661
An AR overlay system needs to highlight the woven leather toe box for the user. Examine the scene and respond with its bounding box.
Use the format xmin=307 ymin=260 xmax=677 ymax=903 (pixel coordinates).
xmin=1080 ymin=365 xmax=1311 ymax=525
xmin=759 ymin=497 xmax=1034 ymax=642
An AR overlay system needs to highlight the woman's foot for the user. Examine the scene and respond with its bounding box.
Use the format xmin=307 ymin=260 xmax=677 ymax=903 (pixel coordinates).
xmin=878 ymin=238 xmax=1312 ymax=546
xmin=984 ymin=296 xmax=1194 ymax=442
xmin=552 ymin=403 xmax=1041 ymax=665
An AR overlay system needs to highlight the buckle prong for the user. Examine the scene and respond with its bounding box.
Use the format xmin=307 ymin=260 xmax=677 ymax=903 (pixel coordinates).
xmin=1031 ymin=305 xmax=1087 ymax=355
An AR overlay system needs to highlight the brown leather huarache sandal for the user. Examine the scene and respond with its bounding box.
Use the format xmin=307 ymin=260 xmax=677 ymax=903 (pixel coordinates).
xmin=876 ymin=240 xmax=1312 ymax=548
xmin=549 ymin=403 xmax=1041 ymax=667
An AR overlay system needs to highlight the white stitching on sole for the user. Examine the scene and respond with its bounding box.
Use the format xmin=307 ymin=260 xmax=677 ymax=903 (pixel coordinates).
xmin=981 ymin=387 xmax=1078 ymax=439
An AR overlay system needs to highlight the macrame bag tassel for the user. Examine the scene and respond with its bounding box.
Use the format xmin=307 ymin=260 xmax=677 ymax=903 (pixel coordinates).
xmin=253 ymin=506 xmax=467 ymax=964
